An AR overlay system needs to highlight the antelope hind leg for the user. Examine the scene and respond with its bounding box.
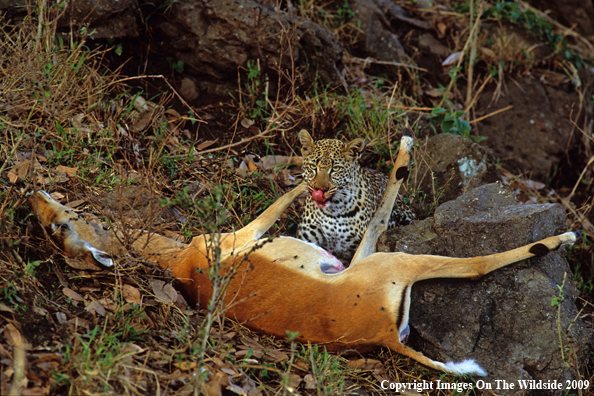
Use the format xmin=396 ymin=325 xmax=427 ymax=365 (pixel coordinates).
xmin=410 ymin=231 xmax=581 ymax=282
xmin=355 ymin=230 xmax=580 ymax=376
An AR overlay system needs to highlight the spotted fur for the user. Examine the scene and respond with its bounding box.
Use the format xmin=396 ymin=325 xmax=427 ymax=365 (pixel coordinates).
xmin=296 ymin=130 xmax=415 ymax=263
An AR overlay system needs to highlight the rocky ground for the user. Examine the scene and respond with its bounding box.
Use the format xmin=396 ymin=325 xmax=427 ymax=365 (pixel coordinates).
xmin=0 ymin=0 xmax=593 ymax=395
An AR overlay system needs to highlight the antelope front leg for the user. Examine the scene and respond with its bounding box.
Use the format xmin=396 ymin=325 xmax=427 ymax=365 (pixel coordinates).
xmin=233 ymin=182 xmax=308 ymax=244
xmin=351 ymin=129 xmax=414 ymax=266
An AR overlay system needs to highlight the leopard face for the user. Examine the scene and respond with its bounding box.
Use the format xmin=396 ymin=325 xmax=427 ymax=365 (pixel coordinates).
xmin=296 ymin=130 xmax=415 ymax=264
xmin=299 ymin=130 xmax=365 ymax=212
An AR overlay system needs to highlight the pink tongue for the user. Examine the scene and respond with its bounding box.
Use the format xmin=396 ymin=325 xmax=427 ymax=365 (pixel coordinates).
xmin=312 ymin=189 xmax=327 ymax=203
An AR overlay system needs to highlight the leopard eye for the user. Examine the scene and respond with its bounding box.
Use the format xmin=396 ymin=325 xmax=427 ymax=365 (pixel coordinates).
xmin=331 ymin=166 xmax=342 ymax=172
xmin=310 ymin=164 xmax=317 ymax=171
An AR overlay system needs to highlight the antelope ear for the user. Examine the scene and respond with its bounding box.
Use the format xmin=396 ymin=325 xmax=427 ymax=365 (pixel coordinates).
xmin=343 ymin=138 xmax=365 ymax=161
xmin=298 ymin=129 xmax=315 ymax=157
xmin=83 ymin=242 xmax=114 ymax=267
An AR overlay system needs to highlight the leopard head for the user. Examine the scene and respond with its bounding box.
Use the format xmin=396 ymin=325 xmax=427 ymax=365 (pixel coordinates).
xmin=298 ymin=129 xmax=365 ymax=209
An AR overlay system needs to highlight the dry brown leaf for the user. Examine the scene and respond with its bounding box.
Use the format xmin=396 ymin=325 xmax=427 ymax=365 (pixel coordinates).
xmin=32 ymin=306 xmax=48 ymax=316
xmin=220 ymin=367 xmax=236 ymax=376
xmin=264 ymin=349 xmax=289 ymax=363
xmin=55 ymin=165 xmax=78 ymax=178
xmin=304 ymin=374 xmax=316 ymax=389
xmin=32 ymin=354 xmax=61 ymax=373
xmin=63 ymin=288 xmax=84 ymax=302
xmin=163 ymin=284 xmax=177 ymax=303
xmin=293 ymin=360 xmax=309 ymax=372
xmin=121 ymin=344 xmax=143 ymax=355
xmin=424 ymin=87 xmax=444 ymax=98
xmin=8 ymin=159 xmax=44 ymax=183
xmin=50 ymin=192 xmax=65 ymax=201
xmin=64 ymin=199 xmax=85 ymax=209
xmin=347 ymin=358 xmax=386 ymax=375
xmin=480 ymin=46 xmax=496 ymax=58
xmin=4 ymin=323 xmax=23 ymax=347
xmin=51 ymin=168 xmax=70 ymax=183
xmin=273 ymin=169 xmax=296 ymax=186
xmin=235 ymin=349 xmax=263 ymax=359
xmin=98 ymin=298 xmax=116 ymax=312
xmin=55 ymin=312 xmax=68 ymax=324
xmin=134 ymin=110 xmax=153 ymax=131
xmin=165 ymin=135 xmax=181 ymax=152
xmin=436 ymin=21 xmax=447 ymax=38
xmin=164 ymin=108 xmax=182 ymax=121
xmin=196 ymin=139 xmax=218 ymax=151
xmin=241 ymin=117 xmax=255 ymax=128
xmin=175 ymin=292 xmax=189 ymax=310
xmin=63 ymin=257 xmax=104 ymax=271
xmin=31 ymin=354 xmax=62 ymax=364
xmin=7 ymin=167 xmax=19 ymax=183
xmin=35 ymin=360 xmax=60 ymax=372
xmin=202 ymin=382 xmax=223 ymax=396
xmin=85 ymin=300 xmax=106 ymax=316
xmin=518 ymin=179 xmax=545 ymax=190
xmin=202 ymin=369 xmax=227 ymax=396
xmin=133 ymin=96 xmax=157 ymax=112
xmin=174 ymin=361 xmax=197 ymax=370
xmin=287 ymin=373 xmax=301 ymax=389
xmin=122 ymin=284 xmax=141 ymax=304
xmin=67 ymin=317 xmax=89 ymax=330
xmin=260 ymin=155 xmax=302 ymax=170
xmin=72 ymin=113 xmax=85 ymax=129
xmin=150 ymin=279 xmax=177 ymax=304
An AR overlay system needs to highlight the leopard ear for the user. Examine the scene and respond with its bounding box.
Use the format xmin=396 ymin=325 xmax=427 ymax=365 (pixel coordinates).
xmin=344 ymin=138 xmax=366 ymax=161
xmin=299 ymin=130 xmax=315 ymax=157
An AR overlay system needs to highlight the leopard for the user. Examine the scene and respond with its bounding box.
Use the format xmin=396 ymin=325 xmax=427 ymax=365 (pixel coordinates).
xmin=296 ymin=129 xmax=415 ymax=264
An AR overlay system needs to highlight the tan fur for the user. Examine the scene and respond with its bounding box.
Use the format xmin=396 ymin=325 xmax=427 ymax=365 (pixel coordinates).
xmin=28 ymin=132 xmax=578 ymax=376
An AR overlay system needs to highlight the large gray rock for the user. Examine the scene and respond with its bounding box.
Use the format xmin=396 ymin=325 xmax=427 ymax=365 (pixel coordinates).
xmin=157 ymin=0 xmax=344 ymax=100
xmin=0 ymin=0 xmax=139 ymax=38
xmin=378 ymin=183 xmax=592 ymax=395
xmin=348 ymin=0 xmax=431 ymax=66
xmin=349 ymin=0 xmax=408 ymax=64
xmin=415 ymin=133 xmax=501 ymax=207
xmin=62 ymin=0 xmax=139 ymax=38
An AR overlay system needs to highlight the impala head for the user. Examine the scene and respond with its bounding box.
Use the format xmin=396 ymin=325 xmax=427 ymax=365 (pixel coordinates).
xmin=29 ymin=191 xmax=114 ymax=268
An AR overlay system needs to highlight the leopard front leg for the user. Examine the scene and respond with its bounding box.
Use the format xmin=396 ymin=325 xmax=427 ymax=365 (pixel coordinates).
xmin=296 ymin=199 xmax=328 ymax=249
